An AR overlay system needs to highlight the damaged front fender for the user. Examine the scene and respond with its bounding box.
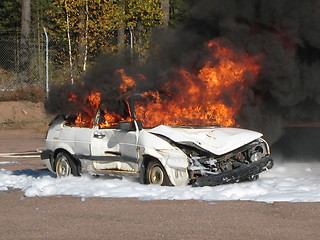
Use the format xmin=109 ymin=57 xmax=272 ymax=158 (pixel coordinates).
xmin=141 ymin=147 xmax=190 ymax=186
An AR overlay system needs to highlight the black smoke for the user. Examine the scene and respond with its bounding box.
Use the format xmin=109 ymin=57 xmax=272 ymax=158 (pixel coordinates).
xmin=46 ymin=0 xmax=320 ymax=145
xmin=182 ymin=0 xmax=320 ymax=143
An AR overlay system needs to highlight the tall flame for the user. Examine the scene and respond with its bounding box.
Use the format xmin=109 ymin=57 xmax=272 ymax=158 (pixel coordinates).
xmin=135 ymin=40 xmax=260 ymax=127
xmin=66 ymin=40 xmax=260 ymax=128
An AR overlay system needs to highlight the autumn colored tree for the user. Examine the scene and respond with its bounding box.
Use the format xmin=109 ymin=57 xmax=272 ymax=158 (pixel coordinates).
xmin=0 ymin=0 xmax=195 ymax=86
xmin=46 ymin=0 xmax=163 ymax=81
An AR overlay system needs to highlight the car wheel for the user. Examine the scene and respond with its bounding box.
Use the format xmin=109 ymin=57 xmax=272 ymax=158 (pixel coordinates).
xmin=54 ymin=152 xmax=80 ymax=177
xmin=146 ymin=160 xmax=172 ymax=186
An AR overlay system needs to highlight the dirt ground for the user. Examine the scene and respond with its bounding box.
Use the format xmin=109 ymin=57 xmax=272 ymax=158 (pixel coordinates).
xmin=1 ymin=102 xmax=320 ymax=240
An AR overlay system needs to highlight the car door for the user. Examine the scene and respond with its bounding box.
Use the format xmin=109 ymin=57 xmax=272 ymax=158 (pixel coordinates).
xmin=90 ymin=124 xmax=139 ymax=173
xmin=57 ymin=124 xmax=92 ymax=156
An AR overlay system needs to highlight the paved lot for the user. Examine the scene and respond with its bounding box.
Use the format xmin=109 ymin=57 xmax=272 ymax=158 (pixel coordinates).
xmin=1 ymin=129 xmax=320 ymax=240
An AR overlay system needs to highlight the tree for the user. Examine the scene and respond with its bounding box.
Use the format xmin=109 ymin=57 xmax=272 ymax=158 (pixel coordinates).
xmin=116 ymin=1 xmax=126 ymax=52
xmin=48 ymin=0 xmax=164 ymax=81
xmin=126 ymin=0 xmax=162 ymax=59
xmin=0 ymin=0 xmax=21 ymax=74
xmin=0 ymin=0 xmax=21 ymax=34
xmin=169 ymin=0 xmax=194 ymax=27
xmin=19 ymin=0 xmax=31 ymax=84
xmin=161 ymin=0 xmax=170 ymax=28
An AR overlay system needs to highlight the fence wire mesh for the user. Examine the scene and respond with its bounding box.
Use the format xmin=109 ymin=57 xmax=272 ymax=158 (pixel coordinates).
xmin=0 ymin=35 xmax=47 ymax=92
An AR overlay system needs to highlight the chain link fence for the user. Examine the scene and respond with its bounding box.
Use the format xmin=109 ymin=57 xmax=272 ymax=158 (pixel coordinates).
xmin=0 ymin=35 xmax=48 ymax=93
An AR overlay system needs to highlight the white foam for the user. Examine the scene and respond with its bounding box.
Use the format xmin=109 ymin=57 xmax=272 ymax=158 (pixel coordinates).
xmin=1 ymin=161 xmax=320 ymax=202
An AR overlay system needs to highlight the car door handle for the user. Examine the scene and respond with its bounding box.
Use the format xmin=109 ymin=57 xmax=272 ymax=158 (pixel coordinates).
xmin=93 ymin=133 xmax=105 ymax=139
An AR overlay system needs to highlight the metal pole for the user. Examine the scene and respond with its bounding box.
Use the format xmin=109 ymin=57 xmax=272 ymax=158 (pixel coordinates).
xmin=43 ymin=27 xmax=49 ymax=98
xmin=129 ymin=29 xmax=133 ymax=61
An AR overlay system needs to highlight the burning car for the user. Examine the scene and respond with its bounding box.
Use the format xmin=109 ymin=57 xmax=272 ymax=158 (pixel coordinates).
xmin=42 ymin=41 xmax=274 ymax=186
xmin=41 ymin=94 xmax=273 ymax=187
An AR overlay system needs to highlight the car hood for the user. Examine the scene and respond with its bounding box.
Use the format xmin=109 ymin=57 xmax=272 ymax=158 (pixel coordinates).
xmin=149 ymin=125 xmax=263 ymax=156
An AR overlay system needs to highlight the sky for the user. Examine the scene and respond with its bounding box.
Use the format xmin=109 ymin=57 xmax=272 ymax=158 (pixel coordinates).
xmin=1 ymin=159 xmax=320 ymax=202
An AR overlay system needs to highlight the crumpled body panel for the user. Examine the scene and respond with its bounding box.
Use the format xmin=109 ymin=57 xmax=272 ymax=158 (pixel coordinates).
xmin=149 ymin=125 xmax=262 ymax=155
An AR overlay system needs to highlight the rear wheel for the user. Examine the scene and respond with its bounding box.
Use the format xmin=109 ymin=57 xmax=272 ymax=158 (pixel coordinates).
xmin=54 ymin=152 xmax=80 ymax=177
xmin=145 ymin=160 xmax=172 ymax=186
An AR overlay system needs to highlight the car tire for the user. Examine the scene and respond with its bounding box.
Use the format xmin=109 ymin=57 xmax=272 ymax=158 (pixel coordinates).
xmin=54 ymin=152 xmax=80 ymax=177
xmin=145 ymin=160 xmax=172 ymax=186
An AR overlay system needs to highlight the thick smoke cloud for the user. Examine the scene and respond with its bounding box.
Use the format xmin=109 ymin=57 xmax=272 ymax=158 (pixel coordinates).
xmin=46 ymin=0 xmax=320 ymax=144
xmin=184 ymin=0 xmax=320 ymax=142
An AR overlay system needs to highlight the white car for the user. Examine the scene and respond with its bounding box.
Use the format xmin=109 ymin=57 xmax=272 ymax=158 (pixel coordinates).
xmin=41 ymin=102 xmax=273 ymax=187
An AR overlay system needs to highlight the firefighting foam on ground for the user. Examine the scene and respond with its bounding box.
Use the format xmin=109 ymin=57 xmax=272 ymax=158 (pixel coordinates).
xmin=1 ymin=161 xmax=320 ymax=202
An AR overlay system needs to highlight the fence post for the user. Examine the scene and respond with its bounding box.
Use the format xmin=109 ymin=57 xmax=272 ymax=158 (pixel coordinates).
xmin=43 ymin=27 xmax=49 ymax=98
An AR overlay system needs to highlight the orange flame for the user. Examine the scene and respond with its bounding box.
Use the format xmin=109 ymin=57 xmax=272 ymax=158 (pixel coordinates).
xmin=117 ymin=69 xmax=136 ymax=93
xmin=67 ymin=91 xmax=127 ymax=128
xmin=69 ymin=91 xmax=100 ymax=128
xmin=66 ymin=40 xmax=260 ymax=128
xmin=136 ymin=40 xmax=260 ymax=127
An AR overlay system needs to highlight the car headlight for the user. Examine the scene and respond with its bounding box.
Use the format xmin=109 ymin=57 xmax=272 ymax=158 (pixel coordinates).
xmin=250 ymin=151 xmax=264 ymax=162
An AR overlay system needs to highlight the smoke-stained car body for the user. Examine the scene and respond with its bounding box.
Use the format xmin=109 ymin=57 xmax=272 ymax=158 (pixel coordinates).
xmin=41 ymin=108 xmax=273 ymax=187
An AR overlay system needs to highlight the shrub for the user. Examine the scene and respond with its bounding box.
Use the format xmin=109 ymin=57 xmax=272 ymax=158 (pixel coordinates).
xmin=0 ymin=86 xmax=45 ymax=102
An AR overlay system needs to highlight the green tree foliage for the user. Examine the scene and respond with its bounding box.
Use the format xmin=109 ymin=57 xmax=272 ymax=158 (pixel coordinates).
xmin=169 ymin=0 xmax=194 ymax=27
xmin=0 ymin=0 xmax=21 ymax=35
xmin=0 ymin=0 xmax=53 ymax=36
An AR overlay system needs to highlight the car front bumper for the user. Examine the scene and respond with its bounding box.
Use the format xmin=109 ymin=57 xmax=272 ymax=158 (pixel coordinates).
xmin=192 ymin=156 xmax=274 ymax=187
